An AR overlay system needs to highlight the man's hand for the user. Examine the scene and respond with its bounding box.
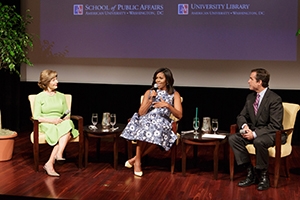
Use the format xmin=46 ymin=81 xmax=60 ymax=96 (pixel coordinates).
xmin=241 ymin=129 xmax=254 ymax=140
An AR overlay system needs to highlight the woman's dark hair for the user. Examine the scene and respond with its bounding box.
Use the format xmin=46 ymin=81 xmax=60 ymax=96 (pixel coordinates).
xmin=38 ymin=69 xmax=58 ymax=90
xmin=251 ymin=68 xmax=270 ymax=88
xmin=152 ymin=68 xmax=175 ymax=94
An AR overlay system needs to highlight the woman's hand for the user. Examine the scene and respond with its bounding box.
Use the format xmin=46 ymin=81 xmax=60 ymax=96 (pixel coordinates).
xmin=38 ymin=117 xmax=63 ymax=125
xmin=153 ymin=94 xmax=182 ymax=121
xmin=149 ymin=90 xmax=157 ymax=99
xmin=153 ymin=98 xmax=168 ymax=108
xmin=138 ymin=90 xmax=157 ymax=116
xmin=53 ymin=118 xmax=63 ymax=125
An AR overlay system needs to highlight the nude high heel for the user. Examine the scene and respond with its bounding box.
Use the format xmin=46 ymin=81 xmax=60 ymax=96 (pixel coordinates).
xmin=134 ymin=171 xmax=143 ymax=177
xmin=43 ymin=165 xmax=60 ymax=177
xmin=125 ymin=160 xmax=133 ymax=168
xmin=134 ymin=163 xmax=143 ymax=177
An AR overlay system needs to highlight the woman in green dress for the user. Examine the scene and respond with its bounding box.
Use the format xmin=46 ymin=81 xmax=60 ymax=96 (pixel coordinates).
xmin=34 ymin=69 xmax=79 ymax=177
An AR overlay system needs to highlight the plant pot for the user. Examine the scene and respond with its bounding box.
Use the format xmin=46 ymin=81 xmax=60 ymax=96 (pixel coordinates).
xmin=0 ymin=130 xmax=18 ymax=161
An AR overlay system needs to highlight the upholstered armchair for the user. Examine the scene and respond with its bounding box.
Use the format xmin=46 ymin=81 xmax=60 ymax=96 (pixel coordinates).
xmin=28 ymin=94 xmax=84 ymax=171
xmin=229 ymin=102 xmax=300 ymax=187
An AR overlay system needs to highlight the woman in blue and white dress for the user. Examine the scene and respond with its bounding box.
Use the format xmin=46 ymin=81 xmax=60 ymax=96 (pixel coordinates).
xmin=120 ymin=68 xmax=182 ymax=177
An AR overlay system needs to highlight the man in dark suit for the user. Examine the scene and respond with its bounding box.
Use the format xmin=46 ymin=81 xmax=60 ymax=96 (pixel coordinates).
xmin=228 ymin=68 xmax=284 ymax=191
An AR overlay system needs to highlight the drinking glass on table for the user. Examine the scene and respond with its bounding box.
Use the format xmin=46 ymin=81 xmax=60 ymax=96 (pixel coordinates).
xmin=91 ymin=113 xmax=98 ymax=129
xmin=110 ymin=113 xmax=116 ymax=129
xmin=212 ymin=118 xmax=218 ymax=134
xmin=193 ymin=117 xmax=200 ymax=136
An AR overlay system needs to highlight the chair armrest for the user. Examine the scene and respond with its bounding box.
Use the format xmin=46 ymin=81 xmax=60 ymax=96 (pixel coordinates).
xmin=275 ymin=128 xmax=293 ymax=145
xmin=230 ymin=124 xmax=238 ymax=135
xmin=275 ymin=128 xmax=293 ymax=158
xmin=70 ymin=115 xmax=84 ymax=141
xmin=172 ymin=121 xmax=177 ymax=133
xmin=70 ymin=115 xmax=83 ymax=121
xmin=170 ymin=114 xmax=179 ymax=122
xmin=31 ymin=118 xmax=40 ymax=144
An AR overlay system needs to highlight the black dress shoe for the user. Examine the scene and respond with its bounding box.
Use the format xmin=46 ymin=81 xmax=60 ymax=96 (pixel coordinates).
xmin=238 ymin=165 xmax=257 ymax=187
xmin=238 ymin=177 xmax=257 ymax=187
xmin=257 ymin=169 xmax=270 ymax=191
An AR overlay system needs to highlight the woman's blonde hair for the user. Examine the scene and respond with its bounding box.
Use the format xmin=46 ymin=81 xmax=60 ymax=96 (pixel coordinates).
xmin=38 ymin=69 xmax=58 ymax=90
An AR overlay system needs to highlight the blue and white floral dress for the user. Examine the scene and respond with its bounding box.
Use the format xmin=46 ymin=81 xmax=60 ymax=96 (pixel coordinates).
xmin=120 ymin=89 xmax=177 ymax=151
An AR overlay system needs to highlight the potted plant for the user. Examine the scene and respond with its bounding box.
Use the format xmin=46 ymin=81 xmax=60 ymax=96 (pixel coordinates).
xmin=0 ymin=2 xmax=33 ymax=74
xmin=0 ymin=110 xmax=18 ymax=161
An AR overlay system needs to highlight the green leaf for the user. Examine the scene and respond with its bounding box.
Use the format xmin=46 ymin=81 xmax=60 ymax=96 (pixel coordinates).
xmin=8 ymin=63 xmax=15 ymax=70
xmin=296 ymin=29 xmax=300 ymax=36
xmin=0 ymin=3 xmax=34 ymax=74
xmin=9 ymin=50 xmax=15 ymax=56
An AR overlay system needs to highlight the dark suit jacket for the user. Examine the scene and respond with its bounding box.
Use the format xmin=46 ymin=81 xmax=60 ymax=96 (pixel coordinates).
xmin=237 ymin=88 xmax=283 ymax=137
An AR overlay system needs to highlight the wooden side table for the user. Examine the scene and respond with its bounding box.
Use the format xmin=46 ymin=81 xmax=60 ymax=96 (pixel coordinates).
xmin=181 ymin=131 xmax=228 ymax=179
xmin=84 ymin=123 xmax=125 ymax=169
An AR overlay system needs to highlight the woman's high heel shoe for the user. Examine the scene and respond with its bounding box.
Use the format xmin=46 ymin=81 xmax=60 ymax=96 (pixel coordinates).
xmin=134 ymin=163 xmax=143 ymax=177
xmin=43 ymin=165 xmax=60 ymax=177
xmin=134 ymin=171 xmax=143 ymax=177
xmin=125 ymin=161 xmax=133 ymax=168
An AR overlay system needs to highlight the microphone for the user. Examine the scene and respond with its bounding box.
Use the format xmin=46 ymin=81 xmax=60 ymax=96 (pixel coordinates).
xmin=153 ymin=83 xmax=158 ymax=91
xmin=148 ymin=84 xmax=158 ymax=106
xmin=152 ymin=84 xmax=158 ymax=99
xmin=60 ymin=110 xmax=70 ymax=119
xmin=240 ymin=129 xmax=247 ymax=134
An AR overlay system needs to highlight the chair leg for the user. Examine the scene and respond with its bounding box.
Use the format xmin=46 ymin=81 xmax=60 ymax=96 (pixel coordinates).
xmin=171 ymin=145 xmax=176 ymax=173
xmin=182 ymin=141 xmax=187 ymax=176
xmin=33 ymin=143 xmax=39 ymax=171
xmin=283 ymin=157 xmax=290 ymax=178
xmin=213 ymin=143 xmax=220 ymax=180
xmin=274 ymin=156 xmax=281 ymax=188
xmin=229 ymin=147 xmax=234 ymax=181
xmin=127 ymin=141 xmax=133 ymax=159
xmin=78 ymin=139 xmax=84 ymax=169
xmin=84 ymin=136 xmax=89 ymax=168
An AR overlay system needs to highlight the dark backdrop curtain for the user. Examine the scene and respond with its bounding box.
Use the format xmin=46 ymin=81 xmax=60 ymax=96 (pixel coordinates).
xmin=0 ymin=69 xmax=21 ymax=131
xmin=0 ymin=1 xmax=21 ymax=131
xmin=0 ymin=0 xmax=21 ymax=131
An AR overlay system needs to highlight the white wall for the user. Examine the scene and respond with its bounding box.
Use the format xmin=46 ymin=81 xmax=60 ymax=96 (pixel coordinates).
xmin=21 ymin=0 xmax=300 ymax=90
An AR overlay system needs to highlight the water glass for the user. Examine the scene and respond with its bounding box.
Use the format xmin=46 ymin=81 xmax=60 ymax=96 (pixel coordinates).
xmin=91 ymin=113 xmax=98 ymax=129
xmin=110 ymin=113 xmax=116 ymax=129
xmin=193 ymin=117 xmax=200 ymax=136
xmin=212 ymin=118 xmax=218 ymax=134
